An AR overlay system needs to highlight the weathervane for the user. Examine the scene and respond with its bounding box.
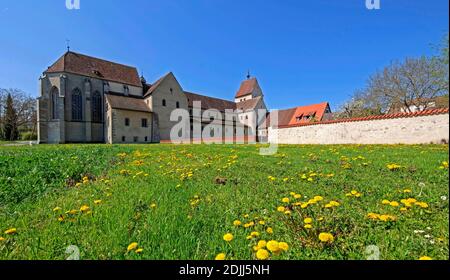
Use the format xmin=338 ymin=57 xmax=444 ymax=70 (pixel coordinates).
xmin=247 ymin=70 xmax=251 ymax=79
xmin=66 ymin=39 xmax=70 ymax=52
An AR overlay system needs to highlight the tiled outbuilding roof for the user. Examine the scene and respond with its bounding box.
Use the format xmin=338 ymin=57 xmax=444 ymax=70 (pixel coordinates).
xmin=278 ymin=108 xmax=449 ymax=128
xmin=105 ymin=93 xmax=151 ymax=113
xmin=185 ymin=91 xmax=236 ymax=112
xmin=45 ymin=51 xmax=142 ymax=87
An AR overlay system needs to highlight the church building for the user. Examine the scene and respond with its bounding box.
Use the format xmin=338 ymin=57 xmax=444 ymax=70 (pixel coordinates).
xmin=37 ymin=51 xmax=330 ymax=144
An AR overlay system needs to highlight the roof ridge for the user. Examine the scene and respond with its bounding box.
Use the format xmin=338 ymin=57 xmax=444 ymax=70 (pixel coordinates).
xmin=184 ymin=91 xmax=235 ymax=104
xmin=278 ymin=108 xmax=449 ymax=128
xmin=276 ymin=102 xmax=329 ymax=112
xmin=67 ymin=51 xmax=138 ymax=70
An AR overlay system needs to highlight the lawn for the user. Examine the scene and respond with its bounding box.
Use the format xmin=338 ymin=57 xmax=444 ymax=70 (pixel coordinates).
xmin=0 ymin=144 xmax=448 ymax=260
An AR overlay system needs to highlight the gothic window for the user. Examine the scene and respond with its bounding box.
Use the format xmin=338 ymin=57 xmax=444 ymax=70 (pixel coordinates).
xmin=71 ymin=88 xmax=82 ymax=121
xmin=51 ymin=87 xmax=59 ymax=120
xmin=176 ymin=101 xmax=180 ymax=109
xmin=162 ymin=99 xmax=167 ymax=107
xmin=92 ymin=91 xmax=102 ymax=123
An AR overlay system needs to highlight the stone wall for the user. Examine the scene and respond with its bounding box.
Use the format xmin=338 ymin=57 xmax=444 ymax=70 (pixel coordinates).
xmin=268 ymin=112 xmax=449 ymax=145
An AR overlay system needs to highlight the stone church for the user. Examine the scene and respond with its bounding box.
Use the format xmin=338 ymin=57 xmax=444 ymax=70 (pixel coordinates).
xmin=37 ymin=51 xmax=270 ymax=144
xmin=37 ymin=51 xmax=331 ymax=144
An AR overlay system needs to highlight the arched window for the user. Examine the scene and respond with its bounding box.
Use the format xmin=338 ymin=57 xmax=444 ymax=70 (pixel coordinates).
xmin=176 ymin=101 xmax=180 ymax=109
xmin=162 ymin=99 xmax=166 ymax=107
xmin=92 ymin=91 xmax=102 ymax=122
xmin=51 ymin=87 xmax=59 ymax=120
xmin=72 ymin=88 xmax=83 ymax=121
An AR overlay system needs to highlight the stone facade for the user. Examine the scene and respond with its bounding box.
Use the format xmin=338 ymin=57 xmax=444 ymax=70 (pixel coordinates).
xmin=268 ymin=112 xmax=450 ymax=145
xmin=37 ymin=51 xmax=268 ymax=144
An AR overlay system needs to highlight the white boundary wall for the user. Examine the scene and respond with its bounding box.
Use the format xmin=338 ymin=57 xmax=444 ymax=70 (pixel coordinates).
xmin=268 ymin=113 xmax=449 ymax=145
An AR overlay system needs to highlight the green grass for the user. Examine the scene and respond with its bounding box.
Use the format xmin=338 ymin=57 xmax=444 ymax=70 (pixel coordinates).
xmin=0 ymin=144 xmax=448 ymax=260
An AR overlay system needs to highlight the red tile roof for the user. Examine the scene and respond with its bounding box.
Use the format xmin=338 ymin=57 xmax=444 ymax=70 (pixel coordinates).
xmin=185 ymin=91 xmax=236 ymax=112
xmin=45 ymin=51 xmax=142 ymax=87
xmin=278 ymin=108 xmax=449 ymax=128
xmin=263 ymin=102 xmax=329 ymax=127
xmin=288 ymin=102 xmax=330 ymax=125
xmin=236 ymin=96 xmax=262 ymax=112
xmin=105 ymin=93 xmax=151 ymax=113
xmin=235 ymin=78 xmax=258 ymax=98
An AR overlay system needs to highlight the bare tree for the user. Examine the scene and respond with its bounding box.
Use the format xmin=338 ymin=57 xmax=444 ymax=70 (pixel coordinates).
xmin=0 ymin=88 xmax=37 ymax=140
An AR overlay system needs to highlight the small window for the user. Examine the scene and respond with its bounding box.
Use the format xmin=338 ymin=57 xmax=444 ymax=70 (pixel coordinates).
xmin=245 ymin=115 xmax=248 ymax=120
xmin=176 ymin=101 xmax=180 ymax=109
xmin=142 ymin=118 xmax=148 ymax=128
xmin=162 ymin=99 xmax=166 ymax=107
xmin=145 ymin=136 xmax=148 ymax=142
xmin=125 ymin=118 xmax=130 ymax=126
xmin=122 ymin=136 xmax=126 ymax=142
xmin=133 ymin=136 xmax=138 ymax=142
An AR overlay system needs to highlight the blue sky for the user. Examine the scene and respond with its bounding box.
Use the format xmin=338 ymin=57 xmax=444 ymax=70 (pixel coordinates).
xmin=0 ymin=0 xmax=448 ymax=110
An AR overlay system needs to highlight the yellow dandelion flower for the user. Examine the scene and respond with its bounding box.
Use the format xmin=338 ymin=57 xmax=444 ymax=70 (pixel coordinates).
xmin=277 ymin=206 xmax=285 ymax=212
xmin=150 ymin=203 xmax=157 ymax=209
xmin=282 ymin=197 xmax=290 ymax=203
xmin=223 ymin=233 xmax=234 ymax=242
xmin=351 ymin=190 xmax=358 ymax=195
xmin=284 ymin=210 xmax=292 ymax=215
xmin=257 ymin=240 xmax=267 ymax=249
xmin=94 ymin=200 xmax=102 ymax=205
xmin=0 ymin=237 xmax=5 ymax=242
xmin=233 ymin=220 xmax=242 ymax=226
xmin=304 ymin=218 xmax=313 ymax=224
xmin=313 ymin=196 xmax=324 ymax=201
xmin=325 ymin=203 xmax=333 ymax=208
xmin=80 ymin=205 xmax=90 ymax=213
xmin=75 ymin=183 xmax=83 ymax=188
xmin=4 ymin=228 xmax=17 ymax=235
xmin=304 ymin=224 xmax=313 ymax=229
xmin=400 ymin=207 xmax=407 ymax=212
xmin=135 ymin=248 xmax=144 ymax=254
xmin=403 ymin=189 xmax=412 ymax=193
xmin=259 ymin=220 xmax=265 ymax=225
xmin=266 ymin=240 xmax=280 ymax=253
xmin=390 ymin=201 xmax=399 ymax=207
xmin=251 ymin=231 xmax=260 ymax=237
xmin=294 ymin=194 xmax=302 ymax=199
xmin=300 ymin=203 xmax=309 ymax=209
xmin=256 ymin=249 xmax=270 ymax=260
xmin=330 ymin=201 xmax=340 ymax=207
xmin=127 ymin=242 xmax=138 ymax=252
xmin=318 ymin=232 xmax=334 ymax=243
xmin=279 ymin=242 xmax=289 ymax=251
xmin=382 ymin=200 xmax=391 ymax=205
xmin=266 ymin=227 xmax=273 ymax=234
xmin=215 ymin=253 xmax=226 ymax=260
xmin=66 ymin=209 xmax=78 ymax=215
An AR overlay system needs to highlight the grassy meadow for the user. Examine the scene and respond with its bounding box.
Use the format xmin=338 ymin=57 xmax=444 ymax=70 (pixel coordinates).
xmin=0 ymin=144 xmax=448 ymax=260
